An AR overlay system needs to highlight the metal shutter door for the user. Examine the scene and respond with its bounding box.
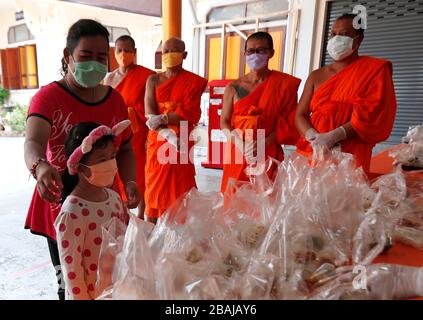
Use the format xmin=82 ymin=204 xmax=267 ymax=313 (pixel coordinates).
xmin=321 ymin=0 xmax=423 ymax=144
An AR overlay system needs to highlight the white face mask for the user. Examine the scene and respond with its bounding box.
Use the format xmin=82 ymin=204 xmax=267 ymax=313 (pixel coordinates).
xmin=327 ymin=35 xmax=358 ymax=61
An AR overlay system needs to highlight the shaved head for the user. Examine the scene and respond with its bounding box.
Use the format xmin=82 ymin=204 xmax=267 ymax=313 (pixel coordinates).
xmin=163 ymin=37 xmax=185 ymax=53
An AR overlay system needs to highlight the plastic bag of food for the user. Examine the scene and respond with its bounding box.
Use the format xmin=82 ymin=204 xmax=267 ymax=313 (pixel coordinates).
xmin=95 ymin=217 xmax=127 ymax=299
xmin=394 ymin=226 xmax=423 ymax=249
xmin=149 ymin=188 xmax=224 ymax=262
xmin=108 ymin=216 xmax=156 ymax=299
xmin=390 ymin=125 xmax=423 ymax=168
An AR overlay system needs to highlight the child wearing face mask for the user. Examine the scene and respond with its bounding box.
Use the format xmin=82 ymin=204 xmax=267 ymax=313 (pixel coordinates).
xmin=54 ymin=120 xmax=131 ymax=300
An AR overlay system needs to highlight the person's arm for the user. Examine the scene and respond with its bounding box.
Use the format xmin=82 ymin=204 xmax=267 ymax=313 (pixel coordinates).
xmin=145 ymin=74 xmax=159 ymax=117
xmin=295 ymin=72 xmax=356 ymax=148
xmin=264 ymin=131 xmax=277 ymax=148
xmin=340 ymin=122 xmax=357 ymax=140
xmin=295 ymin=73 xmax=315 ymax=137
xmin=144 ymin=74 xmax=169 ymax=131
xmin=116 ymin=141 xmax=140 ymax=210
xmin=24 ymin=117 xmax=62 ymax=202
xmin=220 ymin=84 xmax=239 ymax=143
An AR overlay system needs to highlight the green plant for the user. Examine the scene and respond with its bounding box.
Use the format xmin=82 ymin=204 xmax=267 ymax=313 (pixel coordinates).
xmin=0 ymin=86 xmax=9 ymax=106
xmin=2 ymin=103 xmax=28 ymax=133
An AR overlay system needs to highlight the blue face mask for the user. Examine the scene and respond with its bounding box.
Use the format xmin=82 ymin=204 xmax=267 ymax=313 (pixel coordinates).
xmin=69 ymin=56 xmax=107 ymax=88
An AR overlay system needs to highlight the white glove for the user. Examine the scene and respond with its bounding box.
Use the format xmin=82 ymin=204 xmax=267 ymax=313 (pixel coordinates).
xmin=231 ymin=133 xmax=257 ymax=164
xmin=305 ymin=127 xmax=318 ymax=142
xmin=336 ymin=264 xmax=423 ymax=300
xmin=146 ymin=114 xmax=168 ymax=131
xmin=244 ymin=140 xmax=257 ymax=164
xmin=307 ymin=126 xmax=347 ymax=149
xmin=158 ymin=128 xmax=180 ymax=151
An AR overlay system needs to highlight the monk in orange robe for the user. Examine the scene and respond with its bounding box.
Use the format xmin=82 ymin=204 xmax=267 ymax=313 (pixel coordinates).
xmin=104 ymin=35 xmax=155 ymax=218
xmin=144 ymin=37 xmax=208 ymax=222
xmin=220 ymin=32 xmax=301 ymax=193
xmin=295 ymin=14 xmax=397 ymax=174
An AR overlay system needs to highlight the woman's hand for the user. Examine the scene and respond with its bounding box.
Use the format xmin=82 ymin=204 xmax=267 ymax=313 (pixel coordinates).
xmin=36 ymin=162 xmax=63 ymax=203
xmin=125 ymin=181 xmax=140 ymax=209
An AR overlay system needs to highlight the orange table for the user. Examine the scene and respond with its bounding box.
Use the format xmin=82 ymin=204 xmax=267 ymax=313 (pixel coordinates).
xmin=370 ymin=147 xmax=423 ymax=299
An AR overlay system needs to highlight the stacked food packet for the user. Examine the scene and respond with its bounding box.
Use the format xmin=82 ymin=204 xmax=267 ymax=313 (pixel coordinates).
xmin=96 ymin=149 xmax=421 ymax=300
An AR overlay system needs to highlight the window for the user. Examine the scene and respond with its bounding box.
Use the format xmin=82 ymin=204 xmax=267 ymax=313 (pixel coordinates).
xmin=0 ymin=45 xmax=39 ymax=90
xmin=208 ymin=4 xmax=246 ymax=23
xmin=246 ymin=0 xmax=289 ymax=18
xmin=7 ymin=24 xmax=35 ymax=44
xmin=207 ymin=0 xmax=289 ymax=25
xmin=105 ymin=26 xmax=131 ymax=43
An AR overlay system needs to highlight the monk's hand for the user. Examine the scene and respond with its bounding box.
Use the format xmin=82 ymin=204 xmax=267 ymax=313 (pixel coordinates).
xmin=146 ymin=114 xmax=168 ymax=131
xmin=310 ymin=126 xmax=347 ymax=149
xmin=244 ymin=140 xmax=257 ymax=164
xmin=305 ymin=128 xmax=318 ymax=142
xmin=125 ymin=181 xmax=140 ymax=209
xmin=36 ymin=162 xmax=63 ymax=203
xmin=158 ymin=128 xmax=180 ymax=150
xmin=335 ymin=264 xmax=423 ymax=300
xmin=231 ymin=132 xmax=244 ymax=152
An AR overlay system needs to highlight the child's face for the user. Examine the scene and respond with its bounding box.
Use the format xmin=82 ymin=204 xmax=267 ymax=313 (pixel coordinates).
xmin=79 ymin=141 xmax=117 ymax=177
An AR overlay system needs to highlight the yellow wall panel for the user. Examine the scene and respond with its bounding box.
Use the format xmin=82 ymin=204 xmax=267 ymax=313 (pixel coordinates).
xmin=208 ymin=37 xmax=221 ymax=81
xmin=269 ymin=31 xmax=282 ymax=71
xmin=26 ymin=45 xmax=38 ymax=88
xmin=19 ymin=47 xmax=27 ymax=88
xmin=225 ymin=35 xmax=240 ymax=79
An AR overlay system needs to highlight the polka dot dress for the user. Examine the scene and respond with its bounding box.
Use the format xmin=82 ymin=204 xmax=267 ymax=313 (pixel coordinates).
xmin=54 ymin=188 xmax=125 ymax=300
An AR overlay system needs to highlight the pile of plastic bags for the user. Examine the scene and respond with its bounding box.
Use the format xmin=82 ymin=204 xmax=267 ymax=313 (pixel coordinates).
xmin=390 ymin=124 xmax=423 ymax=169
xmin=95 ymin=148 xmax=420 ymax=300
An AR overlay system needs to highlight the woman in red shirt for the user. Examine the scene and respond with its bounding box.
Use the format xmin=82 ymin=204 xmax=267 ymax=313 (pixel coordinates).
xmin=23 ymin=19 xmax=140 ymax=300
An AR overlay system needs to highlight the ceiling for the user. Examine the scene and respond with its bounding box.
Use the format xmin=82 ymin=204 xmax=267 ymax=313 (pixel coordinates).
xmin=60 ymin=0 xmax=162 ymax=17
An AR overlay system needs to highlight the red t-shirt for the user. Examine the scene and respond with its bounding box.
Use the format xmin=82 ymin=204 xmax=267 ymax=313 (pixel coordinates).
xmin=25 ymin=81 xmax=131 ymax=240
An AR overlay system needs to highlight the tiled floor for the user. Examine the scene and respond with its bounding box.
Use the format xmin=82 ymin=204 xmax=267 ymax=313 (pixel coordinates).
xmin=194 ymin=146 xmax=223 ymax=192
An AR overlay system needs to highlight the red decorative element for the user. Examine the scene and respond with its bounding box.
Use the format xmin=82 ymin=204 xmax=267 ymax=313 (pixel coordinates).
xmin=89 ymin=223 xmax=97 ymax=231
xmin=65 ymin=256 xmax=73 ymax=264
xmin=72 ymin=287 xmax=80 ymax=295
xmin=89 ymin=264 xmax=98 ymax=271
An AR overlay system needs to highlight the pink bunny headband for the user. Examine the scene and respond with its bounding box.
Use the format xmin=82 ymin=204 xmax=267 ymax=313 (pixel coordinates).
xmin=67 ymin=120 xmax=131 ymax=175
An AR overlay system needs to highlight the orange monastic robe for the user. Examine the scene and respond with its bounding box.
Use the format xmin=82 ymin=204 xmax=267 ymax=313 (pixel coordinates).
xmin=113 ymin=65 xmax=155 ymax=196
xmin=221 ymin=71 xmax=301 ymax=192
xmin=145 ymin=70 xmax=208 ymax=218
xmin=296 ymin=56 xmax=397 ymax=173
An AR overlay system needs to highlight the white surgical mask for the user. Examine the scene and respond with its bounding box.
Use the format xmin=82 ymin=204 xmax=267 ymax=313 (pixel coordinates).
xmin=327 ymin=35 xmax=358 ymax=61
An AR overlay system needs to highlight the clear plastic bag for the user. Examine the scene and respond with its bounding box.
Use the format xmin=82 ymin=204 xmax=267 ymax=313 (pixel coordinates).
xmin=390 ymin=125 xmax=423 ymax=168
xmin=101 ymin=147 xmax=417 ymax=300
xmin=105 ymin=216 xmax=156 ymax=300
xmin=95 ymin=217 xmax=127 ymax=299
